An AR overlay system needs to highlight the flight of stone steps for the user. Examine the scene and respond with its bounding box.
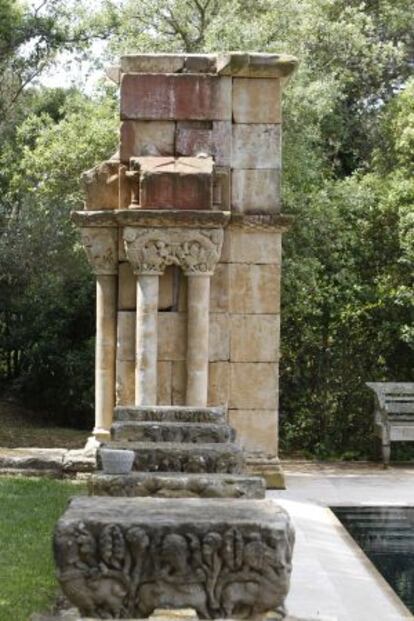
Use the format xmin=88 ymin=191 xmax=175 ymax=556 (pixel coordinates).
xmin=54 ymin=404 xmax=294 ymax=619
xmin=90 ymin=405 xmax=266 ymax=499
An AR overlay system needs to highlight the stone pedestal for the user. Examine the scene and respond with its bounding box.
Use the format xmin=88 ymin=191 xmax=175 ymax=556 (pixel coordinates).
xmin=54 ymin=497 xmax=294 ymax=620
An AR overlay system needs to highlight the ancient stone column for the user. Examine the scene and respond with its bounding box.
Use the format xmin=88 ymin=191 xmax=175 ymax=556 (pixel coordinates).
xmin=181 ymin=228 xmax=224 ymax=407
xmin=123 ymin=227 xmax=163 ymax=405
xmin=186 ymin=274 xmax=210 ymax=406
xmin=79 ymin=227 xmax=118 ymax=439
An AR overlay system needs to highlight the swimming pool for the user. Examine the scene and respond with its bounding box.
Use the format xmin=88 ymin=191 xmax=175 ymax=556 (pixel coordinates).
xmin=333 ymin=506 xmax=414 ymax=613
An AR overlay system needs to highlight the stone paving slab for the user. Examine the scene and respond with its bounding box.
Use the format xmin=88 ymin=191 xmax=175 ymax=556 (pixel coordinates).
xmin=0 ymin=447 xmax=95 ymax=477
xmin=270 ymin=465 xmax=414 ymax=620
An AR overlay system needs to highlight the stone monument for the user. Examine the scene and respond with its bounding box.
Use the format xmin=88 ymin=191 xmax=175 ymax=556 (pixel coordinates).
xmin=53 ymin=52 xmax=298 ymax=620
xmin=73 ymin=51 xmax=296 ymax=488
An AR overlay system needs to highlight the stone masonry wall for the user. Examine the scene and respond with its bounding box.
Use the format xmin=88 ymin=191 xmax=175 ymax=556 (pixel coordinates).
xmin=110 ymin=54 xmax=287 ymax=460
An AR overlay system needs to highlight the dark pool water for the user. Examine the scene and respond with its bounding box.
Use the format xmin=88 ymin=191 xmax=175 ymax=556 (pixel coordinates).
xmin=333 ymin=506 xmax=414 ymax=614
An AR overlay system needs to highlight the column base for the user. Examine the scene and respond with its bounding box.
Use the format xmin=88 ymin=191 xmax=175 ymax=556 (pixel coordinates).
xmin=246 ymin=455 xmax=286 ymax=489
xmin=91 ymin=428 xmax=111 ymax=442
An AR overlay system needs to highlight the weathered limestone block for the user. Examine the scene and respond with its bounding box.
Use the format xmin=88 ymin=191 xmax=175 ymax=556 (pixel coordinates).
xmin=175 ymin=121 xmax=231 ymax=167
xmin=159 ymin=267 xmax=175 ymax=310
xmin=229 ymin=410 xmax=278 ymax=454
xmin=100 ymin=442 xmax=245 ymax=474
xmin=120 ymin=121 xmax=175 ymax=161
xmin=213 ymin=167 xmax=231 ymax=210
xmin=210 ymin=264 xmax=229 ymax=312
xmin=119 ymin=164 xmax=130 ymax=209
xmin=88 ymin=472 xmax=266 ymax=499
xmin=118 ymin=262 xmax=136 ymax=310
xmin=81 ymin=161 xmax=120 ymax=210
xmin=157 ymin=312 xmax=229 ymax=362
xmin=230 ymin=315 xmax=280 ymax=362
xmin=218 ymin=52 xmax=297 ymax=79
xmin=121 ymin=54 xmax=185 ymax=74
xmin=111 ymin=421 xmax=235 ymax=444
xmin=54 ymin=496 xmax=294 ymax=619
xmin=224 ymin=229 xmax=281 ymax=264
xmin=116 ymin=311 xmax=135 ymax=405
xmin=121 ymin=74 xmax=232 ymax=121
xmin=232 ymin=78 xmax=281 ymax=123
xmin=114 ymin=405 xmax=227 ymax=424
xmin=157 ymin=361 xmax=172 ymax=405
xmin=207 ymin=362 xmax=230 ymax=406
xmin=229 ymin=363 xmax=279 ymax=409
xmin=158 ymin=313 xmax=187 ymax=360
xmin=172 ymin=361 xmax=186 ymax=405
xmin=231 ymin=169 xmax=280 ymax=213
xmin=229 ymin=264 xmax=280 ymax=314
xmin=135 ymin=156 xmax=214 ymax=211
xmin=209 ymin=313 xmax=230 ymax=361
xmin=232 ymin=125 xmax=281 ymax=169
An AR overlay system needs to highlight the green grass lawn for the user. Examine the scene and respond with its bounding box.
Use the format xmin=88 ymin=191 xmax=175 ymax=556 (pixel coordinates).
xmin=0 ymin=477 xmax=87 ymax=621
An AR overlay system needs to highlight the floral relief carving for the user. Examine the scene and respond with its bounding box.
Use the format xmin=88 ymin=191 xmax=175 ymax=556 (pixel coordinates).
xmin=123 ymin=227 xmax=223 ymax=275
xmin=80 ymin=227 xmax=118 ymax=275
xmin=54 ymin=521 xmax=294 ymax=619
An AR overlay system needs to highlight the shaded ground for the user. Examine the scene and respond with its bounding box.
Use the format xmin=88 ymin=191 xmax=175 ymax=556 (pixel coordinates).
xmin=0 ymin=477 xmax=87 ymax=621
xmin=0 ymin=399 xmax=88 ymax=448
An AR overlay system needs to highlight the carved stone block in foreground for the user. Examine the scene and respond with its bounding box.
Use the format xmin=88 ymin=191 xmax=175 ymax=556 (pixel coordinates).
xmin=54 ymin=497 xmax=294 ymax=619
xmin=89 ymin=472 xmax=266 ymax=499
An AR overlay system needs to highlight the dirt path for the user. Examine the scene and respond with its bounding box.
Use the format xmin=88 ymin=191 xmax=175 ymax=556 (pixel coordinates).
xmin=0 ymin=399 xmax=88 ymax=448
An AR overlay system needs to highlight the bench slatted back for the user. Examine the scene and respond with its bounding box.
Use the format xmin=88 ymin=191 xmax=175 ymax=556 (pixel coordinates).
xmin=366 ymin=382 xmax=414 ymax=417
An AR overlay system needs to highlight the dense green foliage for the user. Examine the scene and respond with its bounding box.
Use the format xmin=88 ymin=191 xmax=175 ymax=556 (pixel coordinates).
xmin=0 ymin=477 xmax=86 ymax=621
xmin=0 ymin=0 xmax=412 ymax=456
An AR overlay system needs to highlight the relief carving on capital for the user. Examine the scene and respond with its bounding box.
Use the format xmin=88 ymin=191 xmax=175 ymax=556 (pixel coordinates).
xmin=54 ymin=521 xmax=294 ymax=619
xmin=80 ymin=227 xmax=118 ymax=275
xmin=123 ymin=227 xmax=223 ymax=276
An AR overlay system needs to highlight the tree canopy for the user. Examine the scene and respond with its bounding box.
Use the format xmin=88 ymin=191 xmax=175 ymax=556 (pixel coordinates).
xmin=0 ymin=0 xmax=412 ymax=455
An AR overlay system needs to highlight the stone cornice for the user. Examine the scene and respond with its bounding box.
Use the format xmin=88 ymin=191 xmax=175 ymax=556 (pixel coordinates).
xmin=116 ymin=52 xmax=298 ymax=80
xmin=72 ymin=210 xmax=292 ymax=232
xmin=72 ymin=209 xmax=230 ymax=229
xmin=123 ymin=227 xmax=224 ymax=276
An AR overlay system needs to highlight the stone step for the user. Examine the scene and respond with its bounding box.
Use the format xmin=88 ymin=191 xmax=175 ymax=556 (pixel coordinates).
xmin=100 ymin=441 xmax=245 ymax=474
xmin=54 ymin=496 xmax=294 ymax=619
xmin=111 ymin=421 xmax=235 ymax=444
xmin=114 ymin=405 xmax=227 ymax=424
xmin=89 ymin=471 xmax=266 ymax=499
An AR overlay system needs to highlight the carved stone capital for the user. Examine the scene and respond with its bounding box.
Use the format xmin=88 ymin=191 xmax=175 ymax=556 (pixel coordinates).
xmin=123 ymin=227 xmax=223 ymax=276
xmin=79 ymin=227 xmax=118 ymax=275
xmin=54 ymin=496 xmax=295 ymax=620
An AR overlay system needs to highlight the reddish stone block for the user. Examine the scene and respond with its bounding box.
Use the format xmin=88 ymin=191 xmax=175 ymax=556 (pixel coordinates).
xmin=121 ymin=74 xmax=231 ymax=121
xmin=120 ymin=121 xmax=175 ymax=162
xmin=176 ymin=121 xmax=231 ymax=166
xmin=135 ymin=156 xmax=213 ymax=210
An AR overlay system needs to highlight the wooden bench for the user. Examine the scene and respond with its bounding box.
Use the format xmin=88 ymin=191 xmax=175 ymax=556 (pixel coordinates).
xmin=366 ymin=382 xmax=414 ymax=466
